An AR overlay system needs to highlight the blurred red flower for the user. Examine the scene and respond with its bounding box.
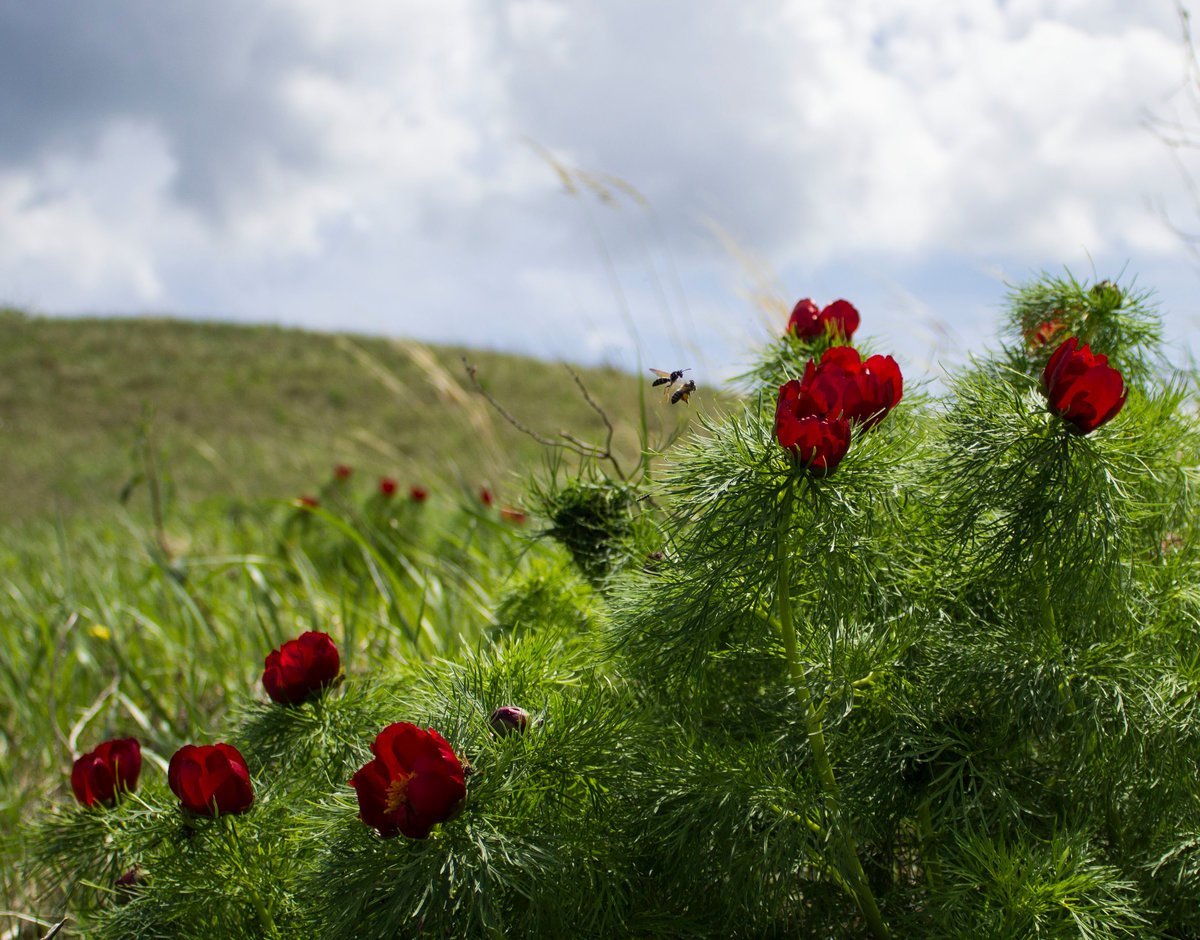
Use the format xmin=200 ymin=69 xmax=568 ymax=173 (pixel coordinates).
xmin=298 ymin=495 xmax=319 ymax=510
xmin=500 ymin=506 xmax=527 ymax=525
xmin=379 ymin=477 xmax=398 ymax=497
xmin=334 ymin=464 xmax=353 ymax=480
xmin=479 ymin=487 xmax=494 ymax=507
xmin=262 ymin=631 xmax=341 ymax=706
xmin=168 ymin=743 xmax=254 ymax=817
xmin=787 ymin=298 xmax=860 ymax=340
xmin=71 ymin=738 xmax=141 ymax=807
xmin=409 ymin=485 xmax=429 ymax=503
xmin=349 ymin=722 xmax=466 ymax=839
xmin=1041 ymin=337 xmax=1127 ymax=434
xmin=1026 ymin=317 xmax=1065 ymax=349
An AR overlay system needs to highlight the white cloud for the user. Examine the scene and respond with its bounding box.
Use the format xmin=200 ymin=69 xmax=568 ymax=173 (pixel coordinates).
xmin=0 ymin=0 xmax=1196 ymax=375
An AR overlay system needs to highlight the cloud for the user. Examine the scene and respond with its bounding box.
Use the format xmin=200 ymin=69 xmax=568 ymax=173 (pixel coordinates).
xmin=0 ymin=0 xmax=1194 ymax=376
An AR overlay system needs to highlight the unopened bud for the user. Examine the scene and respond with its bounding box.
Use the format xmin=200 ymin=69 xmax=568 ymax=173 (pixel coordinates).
xmin=490 ymin=705 xmax=529 ymax=736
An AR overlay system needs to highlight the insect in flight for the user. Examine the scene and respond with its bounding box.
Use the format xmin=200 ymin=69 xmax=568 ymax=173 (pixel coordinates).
xmin=671 ymin=379 xmax=697 ymax=405
xmin=649 ymin=367 xmax=690 ymax=390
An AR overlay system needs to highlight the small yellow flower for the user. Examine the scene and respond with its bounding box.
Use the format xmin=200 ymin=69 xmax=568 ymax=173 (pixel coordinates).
xmin=88 ymin=624 xmax=112 ymax=641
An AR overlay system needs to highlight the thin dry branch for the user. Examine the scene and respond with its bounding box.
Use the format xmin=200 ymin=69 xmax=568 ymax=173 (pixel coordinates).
xmin=462 ymin=357 xmax=628 ymax=480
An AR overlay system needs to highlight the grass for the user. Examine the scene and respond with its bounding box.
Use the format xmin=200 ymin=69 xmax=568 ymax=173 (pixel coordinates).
xmin=0 ymin=308 xmax=698 ymax=526
xmin=0 ymin=309 xmax=715 ymax=933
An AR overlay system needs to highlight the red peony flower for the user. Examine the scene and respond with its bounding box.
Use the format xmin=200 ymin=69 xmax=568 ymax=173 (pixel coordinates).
xmin=379 ymin=477 xmax=398 ymax=497
xmin=479 ymin=487 xmax=494 ymax=507
xmin=409 ymin=485 xmax=429 ymax=503
xmin=168 ymin=743 xmax=254 ymax=817
xmin=794 ymin=346 xmax=903 ymax=430
xmin=1041 ymin=337 xmax=1127 ymax=434
xmin=71 ymin=738 xmax=141 ymax=807
xmin=500 ymin=506 xmax=527 ymax=525
xmin=349 ymin=722 xmax=466 ymax=839
xmin=334 ymin=464 xmax=353 ymax=481
xmin=787 ymin=298 xmax=860 ymax=340
xmin=774 ymin=389 xmax=852 ymax=475
xmin=262 ymin=631 xmax=341 ymax=706
xmin=787 ymin=298 xmax=822 ymax=338
xmin=820 ymin=299 xmax=860 ymax=339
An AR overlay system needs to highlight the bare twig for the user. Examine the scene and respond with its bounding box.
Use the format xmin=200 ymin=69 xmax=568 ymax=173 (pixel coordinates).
xmin=562 ymin=364 xmax=625 ymax=478
xmin=462 ymin=358 xmax=629 ymax=481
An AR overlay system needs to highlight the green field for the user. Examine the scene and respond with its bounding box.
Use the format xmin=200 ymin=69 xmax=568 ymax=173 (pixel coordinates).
xmin=0 ymin=309 xmax=681 ymax=525
xmin=0 ymin=312 xmax=698 ymax=934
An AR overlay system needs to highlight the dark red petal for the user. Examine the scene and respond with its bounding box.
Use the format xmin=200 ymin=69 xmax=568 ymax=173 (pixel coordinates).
xmin=820 ymin=300 xmax=860 ymax=338
xmin=787 ymin=298 xmax=823 ymax=338
xmin=1042 ymin=336 xmax=1078 ymax=394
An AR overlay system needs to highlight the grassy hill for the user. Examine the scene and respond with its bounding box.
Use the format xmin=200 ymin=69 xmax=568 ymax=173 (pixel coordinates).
xmin=0 ymin=310 xmax=694 ymax=524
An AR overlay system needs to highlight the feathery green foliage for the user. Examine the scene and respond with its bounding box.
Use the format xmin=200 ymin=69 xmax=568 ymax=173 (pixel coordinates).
xmin=12 ymin=272 xmax=1200 ymax=938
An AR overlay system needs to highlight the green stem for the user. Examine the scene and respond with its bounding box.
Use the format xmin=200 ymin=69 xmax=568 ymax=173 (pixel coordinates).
xmin=917 ymin=799 xmax=941 ymax=890
xmin=776 ymin=482 xmax=891 ymax=939
xmin=223 ymin=818 xmax=277 ymax=937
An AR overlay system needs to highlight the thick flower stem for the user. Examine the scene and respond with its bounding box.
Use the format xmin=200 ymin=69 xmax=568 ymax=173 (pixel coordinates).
xmin=776 ymin=482 xmax=891 ymax=940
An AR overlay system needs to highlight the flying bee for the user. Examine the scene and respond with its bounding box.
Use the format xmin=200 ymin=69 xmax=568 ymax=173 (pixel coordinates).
xmin=649 ymin=367 xmax=690 ymax=389
xmin=670 ymin=379 xmax=696 ymax=405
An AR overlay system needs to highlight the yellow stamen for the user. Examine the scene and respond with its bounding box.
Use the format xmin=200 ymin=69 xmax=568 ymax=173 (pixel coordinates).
xmin=384 ymin=769 xmax=415 ymax=814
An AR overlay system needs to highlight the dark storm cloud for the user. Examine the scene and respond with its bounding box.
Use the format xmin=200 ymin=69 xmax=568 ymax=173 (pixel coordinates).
xmin=0 ymin=1 xmax=326 ymax=213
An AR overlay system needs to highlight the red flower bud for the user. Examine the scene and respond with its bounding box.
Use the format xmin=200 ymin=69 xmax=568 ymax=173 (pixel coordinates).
xmin=349 ymin=722 xmax=466 ymax=839
xmin=1026 ymin=317 xmax=1065 ymax=350
xmin=787 ymin=298 xmax=822 ymax=338
xmin=168 ymin=743 xmax=254 ymax=817
xmin=819 ymin=299 xmax=860 ymax=339
xmin=379 ymin=477 xmax=398 ymax=497
xmin=71 ymin=738 xmax=141 ymax=808
xmin=409 ymin=485 xmax=429 ymax=503
xmin=298 ymin=495 xmax=319 ymax=510
xmin=262 ymin=631 xmax=341 ymax=706
xmin=786 ymin=298 xmax=860 ymax=340
xmin=334 ymin=464 xmax=353 ymax=481
xmin=479 ymin=487 xmax=494 ymax=507
xmin=1041 ymin=337 xmax=1127 ymax=434
xmin=500 ymin=506 xmax=527 ymax=525
xmin=489 ymin=705 xmax=529 ymax=736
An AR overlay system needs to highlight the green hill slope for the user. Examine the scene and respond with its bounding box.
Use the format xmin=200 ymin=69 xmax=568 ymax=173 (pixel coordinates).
xmin=0 ymin=310 xmax=690 ymax=524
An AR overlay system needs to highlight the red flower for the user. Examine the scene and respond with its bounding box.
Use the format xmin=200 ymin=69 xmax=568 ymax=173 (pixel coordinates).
xmin=298 ymin=495 xmax=319 ymax=510
xmin=1041 ymin=337 xmax=1127 ymax=434
xmin=409 ymin=485 xmax=429 ymax=503
xmin=71 ymin=738 xmax=141 ymax=807
xmin=349 ymin=722 xmax=466 ymax=839
xmin=794 ymin=346 xmax=903 ymax=430
xmin=334 ymin=464 xmax=353 ymax=481
xmin=500 ymin=506 xmax=528 ymax=525
xmin=379 ymin=477 xmax=398 ymax=497
xmin=479 ymin=487 xmax=494 ymax=507
xmin=787 ymin=298 xmax=822 ymax=338
xmin=774 ymin=389 xmax=852 ymax=475
xmin=787 ymin=298 xmax=860 ymax=340
xmin=262 ymin=631 xmax=341 ymax=706
xmin=1027 ymin=317 xmax=1065 ymax=350
xmin=168 ymin=743 xmax=254 ymax=817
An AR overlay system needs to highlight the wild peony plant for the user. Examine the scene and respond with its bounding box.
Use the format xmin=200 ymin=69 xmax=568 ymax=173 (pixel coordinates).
xmin=24 ymin=273 xmax=1200 ymax=938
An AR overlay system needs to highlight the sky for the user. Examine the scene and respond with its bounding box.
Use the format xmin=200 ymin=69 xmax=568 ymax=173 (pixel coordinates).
xmin=2 ymin=0 xmax=1200 ymax=382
